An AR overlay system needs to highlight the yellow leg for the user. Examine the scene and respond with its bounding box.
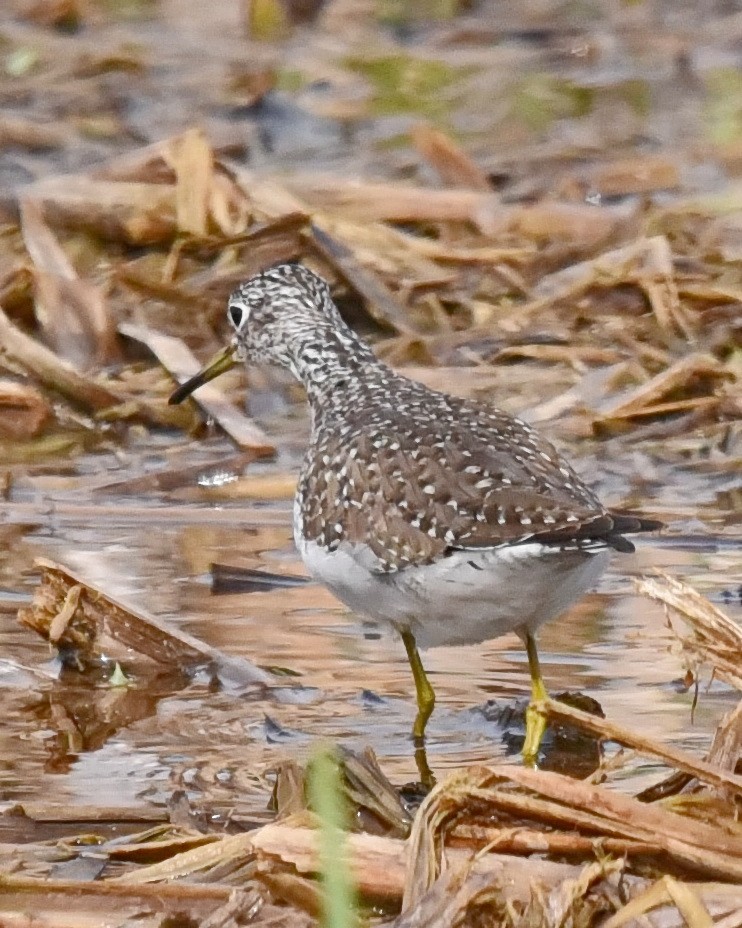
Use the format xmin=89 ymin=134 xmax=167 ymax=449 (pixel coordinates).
xmin=522 ymin=632 xmax=548 ymax=762
xmin=401 ymin=628 xmax=435 ymax=787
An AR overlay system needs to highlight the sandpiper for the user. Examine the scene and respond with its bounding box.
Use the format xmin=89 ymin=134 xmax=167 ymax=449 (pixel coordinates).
xmin=170 ymin=263 xmax=660 ymax=782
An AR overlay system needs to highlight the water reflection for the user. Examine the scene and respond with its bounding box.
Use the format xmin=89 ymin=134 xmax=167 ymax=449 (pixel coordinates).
xmin=0 ymin=489 xmax=738 ymax=817
xmin=32 ymin=667 xmax=191 ymax=774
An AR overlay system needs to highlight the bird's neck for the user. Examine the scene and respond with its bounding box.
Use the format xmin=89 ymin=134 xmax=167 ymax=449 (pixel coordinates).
xmin=284 ymin=322 xmax=380 ymax=425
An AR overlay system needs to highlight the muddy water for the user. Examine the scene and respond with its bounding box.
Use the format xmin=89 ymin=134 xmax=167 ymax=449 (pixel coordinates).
xmin=0 ymin=426 xmax=739 ymax=819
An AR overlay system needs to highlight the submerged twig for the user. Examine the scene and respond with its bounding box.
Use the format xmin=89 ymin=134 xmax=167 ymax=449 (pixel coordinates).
xmin=539 ymin=696 xmax=742 ymax=794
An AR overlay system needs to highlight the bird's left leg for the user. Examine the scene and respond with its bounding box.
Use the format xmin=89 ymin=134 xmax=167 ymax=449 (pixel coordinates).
xmin=400 ymin=628 xmax=435 ymax=788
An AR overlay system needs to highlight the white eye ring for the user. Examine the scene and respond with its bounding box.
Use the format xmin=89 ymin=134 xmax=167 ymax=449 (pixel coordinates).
xmin=228 ymin=303 xmax=245 ymax=329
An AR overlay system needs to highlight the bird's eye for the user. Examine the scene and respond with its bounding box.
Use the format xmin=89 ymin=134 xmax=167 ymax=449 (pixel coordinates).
xmin=228 ymin=304 xmax=244 ymax=328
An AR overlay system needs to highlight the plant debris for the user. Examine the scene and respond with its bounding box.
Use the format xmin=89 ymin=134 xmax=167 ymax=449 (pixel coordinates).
xmin=4 ymin=567 xmax=741 ymax=925
xmin=19 ymin=557 xmax=274 ymax=687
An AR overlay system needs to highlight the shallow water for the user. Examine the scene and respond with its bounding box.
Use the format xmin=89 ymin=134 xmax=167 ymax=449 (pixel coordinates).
xmin=1 ymin=425 xmax=739 ymax=820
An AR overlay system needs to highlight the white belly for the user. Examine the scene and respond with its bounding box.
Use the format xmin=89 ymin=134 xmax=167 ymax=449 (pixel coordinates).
xmin=297 ymin=537 xmax=611 ymax=649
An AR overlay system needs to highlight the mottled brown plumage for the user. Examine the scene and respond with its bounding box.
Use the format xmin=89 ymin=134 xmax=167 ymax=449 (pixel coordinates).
xmin=172 ymin=262 xmax=662 ymax=772
xmin=297 ymin=384 xmax=650 ymax=572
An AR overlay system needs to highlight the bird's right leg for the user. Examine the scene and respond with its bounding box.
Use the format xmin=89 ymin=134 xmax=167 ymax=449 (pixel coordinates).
xmin=522 ymin=631 xmax=548 ymax=763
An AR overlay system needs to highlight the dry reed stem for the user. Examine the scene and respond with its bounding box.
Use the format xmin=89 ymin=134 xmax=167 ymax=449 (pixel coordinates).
xmin=20 ymin=198 xmax=117 ymax=368
xmin=596 ymin=353 xmax=731 ymax=423
xmin=281 ymin=174 xmax=621 ymax=242
xmin=403 ymin=766 xmax=742 ymax=909
xmin=0 ymin=875 xmax=264 ymax=928
xmin=24 ymin=175 xmax=178 ymax=245
xmin=635 ymin=571 xmax=742 ymax=691
xmin=309 ymin=222 xmax=421 ymax=334
xmin=0 ymin=300 xmax=121 ymax=412
xmin=411 ymin=123 xmax=492 ymax=191
xmin=0 ymin=500 xmax=290 ymax=527
xmin=603 ymin=877 xmax=742 ymax=928
xmin=707 ymin=700 xmax=742 ymax=779
xmin=111 ymin=817 xmax=583 ymax=907
xmin=449 ymin=825 xmax=658 ymax=858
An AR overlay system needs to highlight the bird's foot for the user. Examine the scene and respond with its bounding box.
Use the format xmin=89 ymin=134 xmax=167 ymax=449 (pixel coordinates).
xmin=522 ymin=700 xmax=547 ymax=764
xmin=413 ymin=738 xmax=436 ymax=791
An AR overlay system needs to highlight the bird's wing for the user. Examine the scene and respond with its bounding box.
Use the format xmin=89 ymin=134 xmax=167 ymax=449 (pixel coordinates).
xmin=299 ymin=394 xmax=633 ymax=573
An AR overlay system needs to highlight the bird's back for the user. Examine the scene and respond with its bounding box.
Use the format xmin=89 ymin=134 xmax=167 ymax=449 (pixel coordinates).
xmin=295 ymin=367 xmax=650 ymax=574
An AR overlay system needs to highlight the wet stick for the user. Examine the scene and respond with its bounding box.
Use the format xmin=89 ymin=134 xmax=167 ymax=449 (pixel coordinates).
xmin=539 ymin=696 xmax=742 ymax=795
xmin=18 ymin=558 xmax=274 ymax=687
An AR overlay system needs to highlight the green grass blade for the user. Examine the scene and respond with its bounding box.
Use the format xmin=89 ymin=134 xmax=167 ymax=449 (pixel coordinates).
xmin=308 ymin=745 xmax=356 ymax=928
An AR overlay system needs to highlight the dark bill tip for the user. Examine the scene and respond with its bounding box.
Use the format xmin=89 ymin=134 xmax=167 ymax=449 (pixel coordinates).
xmin=168 ymin=345 xmax=238 ymax=405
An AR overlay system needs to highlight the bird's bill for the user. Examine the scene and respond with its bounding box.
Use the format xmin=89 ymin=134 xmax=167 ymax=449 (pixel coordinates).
xmin=168 ymin=344 xmax=238 ymax=405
